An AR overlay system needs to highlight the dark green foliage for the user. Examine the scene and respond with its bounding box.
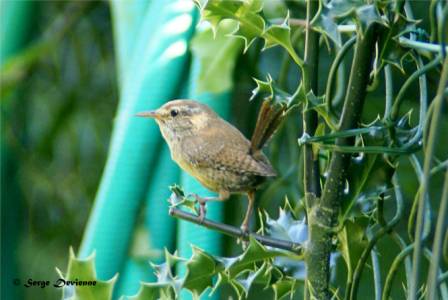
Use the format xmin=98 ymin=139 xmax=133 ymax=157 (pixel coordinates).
xmin=1 ymin=2 xmax=117 ymax=299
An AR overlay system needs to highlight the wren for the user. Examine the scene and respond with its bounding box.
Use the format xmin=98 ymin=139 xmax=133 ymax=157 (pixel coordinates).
xmin=137 ymin=99 xmax=285 ymax=232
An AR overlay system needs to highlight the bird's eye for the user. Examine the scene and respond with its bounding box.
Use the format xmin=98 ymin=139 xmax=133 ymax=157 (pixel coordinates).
xmin=170 ymin=109 xmax=179 ymax=117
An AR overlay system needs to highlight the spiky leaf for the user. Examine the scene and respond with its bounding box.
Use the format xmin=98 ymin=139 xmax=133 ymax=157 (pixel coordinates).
xmin=191 ymin=20 xmax=243 ymax=94
xmin=337 ymin=218 xmax=369 ymax=278
xmin=183 ymin=246 xmax=218 ymax=298
xmin=272 ymin=277 xmax=299 ymax=300
xmin=58 ymin=249 xmax=117 ymax=300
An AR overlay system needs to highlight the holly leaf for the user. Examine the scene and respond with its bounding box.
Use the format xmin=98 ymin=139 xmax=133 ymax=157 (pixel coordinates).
xmin=315 ymin=13 xmax=342 ymax=47
xmin=337 ymin=218 xmax=369 ymax=278
xmin=263 ymin=13 xmax=293 ymax=51
xmin=196 ymin=0 xmax=243 ymax=31
xmin=197 ymin=0 xmax=263 ymax=51
xmin=183 ymin=246 xmax=218 ymax=298
xmin=191 ymin=20 xmax=243 ymax=94
xmin=234 ymin=263 xmax=269 ymax=297
xmin=168 ymin=185 xmax=199 ymax=214
xmin=196 ymin=0 xmax=301 ymax=63
xmin=263 ymin=13 xmax=302 ymax=65
xmin=272 ymin=277 xmax=299 ymax=300
xmin=211 ymin=272 xmax=246 ymax=297
xmin=232 ymin=11 xmax=265 ymax=51
xmin=251 ymin=74 xmax=274 ymax=101
xmin=223 ymin=237 xmax=286 ymax=277
xmin=149 ymin=250 xmax=184 ymax=297
xmin=314 ymin=0 xmax=366 ymax=48
xmin=305 ymin=91 xmax=337 ymax=130
xmin=57 ymin=248 xmax=117 ymax=300
xmin=264 ymin=206 xmax=308 ymax=244
xmin=354 ymin=4 xmax=386 ymax=37
xmin=128 ymin=282 xmax=175 ymax=300
xmin=377 ymin=13 xmax=418 ymax=73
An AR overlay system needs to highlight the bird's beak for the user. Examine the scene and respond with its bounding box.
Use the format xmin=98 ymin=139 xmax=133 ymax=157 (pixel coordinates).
xmin=135 ymin=110 xmax=161 ymax=120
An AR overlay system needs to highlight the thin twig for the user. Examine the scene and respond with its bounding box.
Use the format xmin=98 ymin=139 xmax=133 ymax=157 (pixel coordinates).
xmin=349 ymin=175 xmax=404 ymax=300
xmin=409 ymin=53 xmax=448 ymax=300
xmin=272 ymin=18 xmax=448 ymax=54
xmin=169 ymin=207 xmax=303 ymax=254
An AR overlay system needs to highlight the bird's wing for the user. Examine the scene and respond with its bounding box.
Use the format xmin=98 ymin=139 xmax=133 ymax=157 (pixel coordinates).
xmin=181 ymin=120 xmax=276 ymax=177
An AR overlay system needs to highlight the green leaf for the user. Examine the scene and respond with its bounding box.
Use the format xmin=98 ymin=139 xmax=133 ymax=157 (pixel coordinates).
xmin=314 ymin=0 xmax=365 ymax=48
xmin=250 ymin=75 xmax=293 ymax=109
xmin=224 ymin=237 xmax=285 ymax=277
xmin=191 ymin=20 xmax=243 ymax=94
xmin=258 ymin=201 xmax=306 ymax=279
xmin=305 ymin=91 xmax=337 ymax=130
xmin=234 ymin=263 xmax=268 ymax=297
xmin=263 ymin=13 xmax=302 ymax=65
xmin=264 ymin=208 xmax=307 ymax=244
xmin=322 ymin=0 xmax=364 ymax=17
xmin=250 ymin=74 xmax=274 ymax=101
xmin=314 ymin=12 xmax=342 ymax=48
xmin=128 ymin=282 xmax=175 ymax=300
xmin=214 ymin=271 xmax=249 ymax=299
xmin=232 ymin=11 xmax=265 ymax=51
xmin=272 ymin=277 xmax=299 ymax=300
xmin=168 ymin=185 xmax=199 ymax=214
xmin=197 ymin=0 xmax=243 ymax=31
xmin=337 ymin=218 xmax=369 ymax=277
xmin=183 ymin=246 xmax=218 ymax=298
xmin=262 ymin=13 xmax=292 ymax=50
xmin=377 ymin=13 xmax=417 ymax=73
xmin=354 ymin=4 xmax=385 ymax=37
xmin=340 ymin=122 xmax=395 ymax=220
xmin=149 ymin=250 xmax=184 ymax=297
xmin=197 ymin=0 xmax=263 ymax=51
xmin=58 ymin=248 xmax=117 ymax=300
xmin=196 ymin=0 xmax=302 ymax=64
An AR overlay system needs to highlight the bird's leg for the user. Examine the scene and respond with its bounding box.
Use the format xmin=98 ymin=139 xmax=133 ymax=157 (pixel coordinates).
xmin=240 ymin=190 xmax=255 ymax=233
xmin=193 ymin=191 xmax=229 ymax=223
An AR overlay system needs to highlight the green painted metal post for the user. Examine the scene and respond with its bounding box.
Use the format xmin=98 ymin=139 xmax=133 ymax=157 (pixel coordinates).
xmin=79 ymin=0 xmax=197 ymax=285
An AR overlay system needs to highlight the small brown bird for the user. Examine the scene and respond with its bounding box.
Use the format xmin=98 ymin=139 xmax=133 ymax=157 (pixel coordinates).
xmin=137 ymin=99 xmax=285 ymax=232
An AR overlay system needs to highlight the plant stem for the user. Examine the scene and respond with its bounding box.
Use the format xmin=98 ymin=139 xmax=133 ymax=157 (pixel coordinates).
xmin=350 ymin=175 xmax=404 ymax=299
xmin=398 ymin=37 xmax=448 ymax=54
xmin=424 ymin=56 xmax=448 ymax=300
xmin=168 ymin=207 xmax=303 ymax=253
xmin=371 ymin=248 xmax=382 ymax=300
xmin=390 ymin=55 xmax=441 ymax=121
xmin=383 ymin=65 xmax=393 ymax=120
xmin=306 ymin=24 xmax=379 ymax=300
xmin=302 ymin=0 xmax=321 ymax=210
xmin=325 ymin=36 xmax=356 ymax=119
xmin=409 ymin=53 xmax=448 ymax=300
xmin=302 ymin=0 xmax=325 ymax=299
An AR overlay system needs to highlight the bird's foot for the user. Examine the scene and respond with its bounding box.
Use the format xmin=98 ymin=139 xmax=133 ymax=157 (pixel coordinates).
xmin=237 ymin=223 xmax=250 ymax=249
xmin=240 ymin=224 xmax=249 ymax=235
xmin=193 ymin=194 xmax=207 ymax=224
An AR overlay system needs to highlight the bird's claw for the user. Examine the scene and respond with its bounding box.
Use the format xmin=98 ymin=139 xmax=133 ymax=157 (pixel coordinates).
xmin=198 ymin=202 xmax=206 ymax=224
xmin=237 ymin=224 xmax=250 ymax=249
xmin=193 ymin=194 xmax=207 ymax=224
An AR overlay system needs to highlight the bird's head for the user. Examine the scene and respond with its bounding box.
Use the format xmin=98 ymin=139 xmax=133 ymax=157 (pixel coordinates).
xmin=136 ymin=99 xmax=217 ymax=140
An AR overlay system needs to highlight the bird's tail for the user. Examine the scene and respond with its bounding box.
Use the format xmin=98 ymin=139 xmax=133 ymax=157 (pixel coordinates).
xmin=250 ymin=99 xmax=287 ymax=154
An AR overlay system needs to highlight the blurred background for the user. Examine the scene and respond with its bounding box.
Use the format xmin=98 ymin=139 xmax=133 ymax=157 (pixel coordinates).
xmin=1 ymin=1 xmax=446 ymax=300
xmin=1 ymin=2 xmax=118 ymax=299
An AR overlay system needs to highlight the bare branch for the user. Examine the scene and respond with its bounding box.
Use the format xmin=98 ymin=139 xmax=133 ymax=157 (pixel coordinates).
xmin=169 ymin=207 xmax=303 ymax=254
